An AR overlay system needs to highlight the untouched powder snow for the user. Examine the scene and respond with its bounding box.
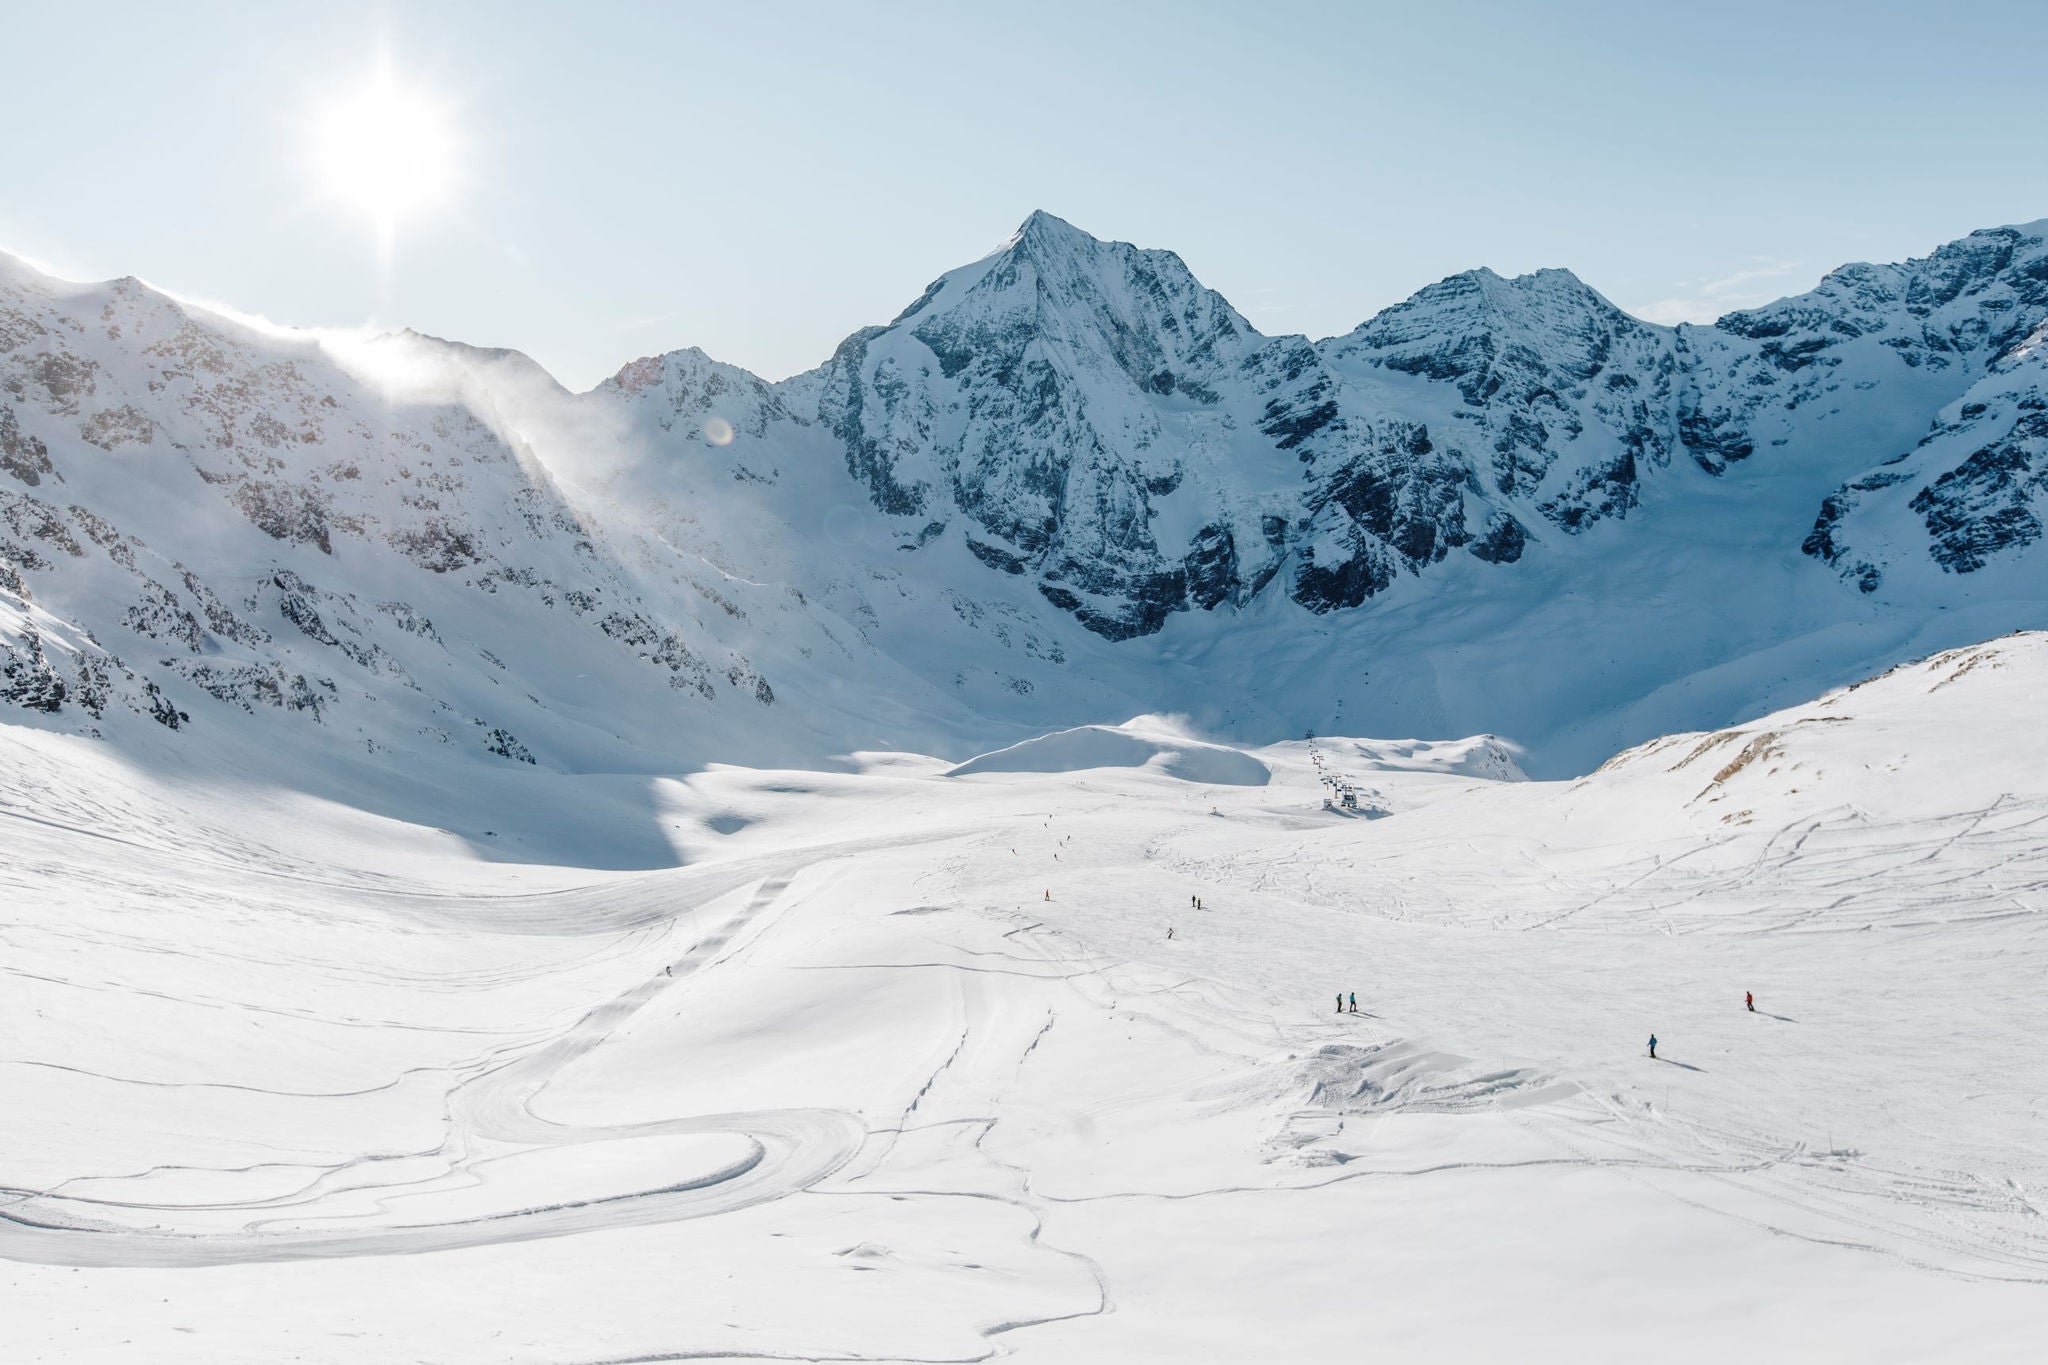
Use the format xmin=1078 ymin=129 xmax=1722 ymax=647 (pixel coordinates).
xmin=3 ymin=637 xmax=2047 ymax=1359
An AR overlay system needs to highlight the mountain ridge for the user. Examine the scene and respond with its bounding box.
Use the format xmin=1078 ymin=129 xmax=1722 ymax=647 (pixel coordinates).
xmin=601 ymin=210 xmax=2048 ymax=631
xmin=5 ymin=212 xmax=2048 ymax=790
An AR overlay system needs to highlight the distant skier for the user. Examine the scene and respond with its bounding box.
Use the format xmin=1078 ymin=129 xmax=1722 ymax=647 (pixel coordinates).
xmin=1336 ymin=993 xmax=1343 ymax=1014
xmin=1746 ymin=991 xmax=1754 ymax=1013
xmin=1044 ymin=889 xmax=1050 ymax=900
xmin=1166 ymin=927 xmax=1175 ymax=940
xmin=1348 ymin=992 xmax=1358 ymax=1014
xmin=1648 ymin=1034 xmax=1658 ymax=1060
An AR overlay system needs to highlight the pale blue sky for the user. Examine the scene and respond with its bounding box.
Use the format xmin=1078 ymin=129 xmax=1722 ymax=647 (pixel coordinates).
xmin=7 ymin=1 xmax=2043 ymax=390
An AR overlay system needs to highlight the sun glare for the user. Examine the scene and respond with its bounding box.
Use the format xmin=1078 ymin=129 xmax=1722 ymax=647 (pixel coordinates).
xmin=312 ymin=63 xmax=458 ymax=252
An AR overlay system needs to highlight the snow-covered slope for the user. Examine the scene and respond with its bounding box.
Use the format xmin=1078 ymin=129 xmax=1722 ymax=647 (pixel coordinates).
xmin=5 ymin=634 xmax=2047 ymax=1360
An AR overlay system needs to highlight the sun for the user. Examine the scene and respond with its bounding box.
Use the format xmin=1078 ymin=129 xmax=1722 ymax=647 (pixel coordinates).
xmin=312 ymin=63 xmax=458 ymax=252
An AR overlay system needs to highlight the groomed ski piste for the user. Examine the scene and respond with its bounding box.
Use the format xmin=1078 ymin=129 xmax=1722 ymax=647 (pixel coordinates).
xmin=3 ymin=635 xmax=2045 ymax=1361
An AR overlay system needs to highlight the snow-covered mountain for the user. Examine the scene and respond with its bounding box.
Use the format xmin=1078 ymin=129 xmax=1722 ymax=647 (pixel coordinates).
xmin=10 ymin=213 xmax=2048 ymax=1362
xmin=5 ymin=213 xmax=2048 ymax=781
xmin=7 ymin=623 xmax=2048 ymax=1359
xmin=745 ymin=211 xmax=2047 ymax=629
xmin=0 ymin=255 xmax=998 ymax=795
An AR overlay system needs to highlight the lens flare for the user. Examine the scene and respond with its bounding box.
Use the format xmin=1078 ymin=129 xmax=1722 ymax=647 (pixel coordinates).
xmin=702 ymin=416 xmax=735 ymax=446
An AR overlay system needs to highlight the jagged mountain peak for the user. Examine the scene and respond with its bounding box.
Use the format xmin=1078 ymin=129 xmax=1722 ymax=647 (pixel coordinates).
xmin=1720 ymin=219 xmax=2048 ymax=351
xmin=602 ymin=342 xmax=758 ymax=395
xmin=863 ymin=212 xmax=1259 ymax=408
xmin=1006 ymin=208 xmax=1098 ymax=251
xmin=898 ymin=211 xmax=1253 ymax=354
xmin=1447 ymin=263 xmax=1609 ymax=302
xmin=600 ymin=342 xmax=789 ymax=449
xmin=1330 ymin=262 xmax=1641 ymax=360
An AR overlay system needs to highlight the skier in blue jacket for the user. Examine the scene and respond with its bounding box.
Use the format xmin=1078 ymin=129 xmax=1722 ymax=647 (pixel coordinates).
xmin=1648 ymin=1034 xmax=1658 ymax=1059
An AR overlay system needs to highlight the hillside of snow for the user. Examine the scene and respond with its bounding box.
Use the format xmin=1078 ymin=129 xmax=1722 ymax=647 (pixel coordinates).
xmin=4 ymin=633 xmax=2046 ymax=1359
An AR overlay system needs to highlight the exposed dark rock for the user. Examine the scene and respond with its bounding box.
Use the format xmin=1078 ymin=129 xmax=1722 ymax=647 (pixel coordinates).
xmin=1292 ymin=542 xmax=1395 ymax=614
xmin=966 ymin=537 xmax=1029 ymax=575
xmin=376 ymin=600 xmax=439 ymax=641
xmin=125 ymin=580 xmax=204 ymax=651
xmin=483 ymin=725 xmax=536 ymax=764
xmin=141 ymin=678 xmax=187 ymax=729
xmin=68 ymin=505 xmax=135 ymax=567
xmin=271 ymin=570 xmax=339 ymax=645
xmin=0 ymin=627 xmax=66 ymax=711
xmin=0 ymin=489 xmax=83 ymax=557
xmin=233 ymin=479 xmax=332 ymax=554
xmin=1183 ymin=525 xmax=1240 ymax=610
xmin=1469 ymin=513 xmax=1527 ymax=564
xmin=173 ymin=660 xmax=332 ymax=717
xmin=0 ymin=404 xmax=54 ymax=485
xmin=1909 ymin=413 xmax=2048 ymax=572
xmin=1677 ymin=404 xmax=1755 ymax=474
xmin=387 ymin=517 xmax=480 ymax=572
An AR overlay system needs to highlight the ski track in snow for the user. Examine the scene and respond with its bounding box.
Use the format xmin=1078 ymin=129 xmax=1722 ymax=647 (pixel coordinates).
xmin=0 ymin=860 xmax=871 ymax=1267
xmin=4 ymin=643 xmax=2048 ymax=1358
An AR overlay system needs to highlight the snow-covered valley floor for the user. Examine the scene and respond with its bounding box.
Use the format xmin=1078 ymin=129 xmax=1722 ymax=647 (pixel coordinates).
xmin=5 ymin=641 xmax=2047 ymax=1361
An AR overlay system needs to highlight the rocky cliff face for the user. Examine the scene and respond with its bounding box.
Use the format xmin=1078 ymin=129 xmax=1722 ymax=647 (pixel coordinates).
xmin=1787 ymin=226 xmax=2048 ymax=592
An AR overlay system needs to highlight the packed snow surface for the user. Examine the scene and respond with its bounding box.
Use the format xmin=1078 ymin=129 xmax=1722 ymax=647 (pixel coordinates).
xmin=4 ymin=636 xmax=2046 ymax=1360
